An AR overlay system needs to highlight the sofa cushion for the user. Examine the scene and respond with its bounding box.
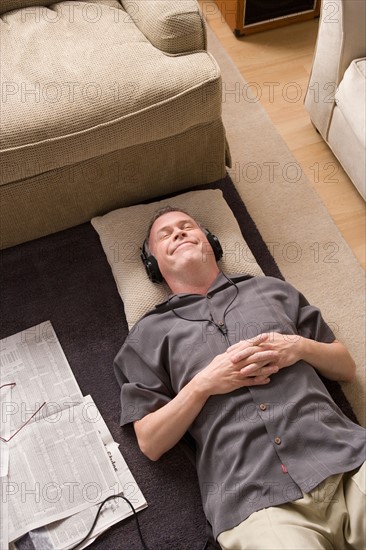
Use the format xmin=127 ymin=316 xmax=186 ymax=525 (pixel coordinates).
xmin=335 ymin=58 xmax=366 ymax=147
xmin=0 ymin=0 xmax=55 ymax=15
xmin=121 ymin=0 xmax=206 ymax=54
xmin=0 ymin=1 xmax=221 ymax=184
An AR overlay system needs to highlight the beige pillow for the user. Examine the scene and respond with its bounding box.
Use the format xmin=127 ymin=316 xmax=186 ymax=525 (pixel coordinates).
xmin=91 ymin=189 xmax=263 ymax=328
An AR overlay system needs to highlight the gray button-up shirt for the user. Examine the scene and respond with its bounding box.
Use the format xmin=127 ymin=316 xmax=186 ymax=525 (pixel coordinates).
xmin=114 ymin=273 xmax=366 ymax=539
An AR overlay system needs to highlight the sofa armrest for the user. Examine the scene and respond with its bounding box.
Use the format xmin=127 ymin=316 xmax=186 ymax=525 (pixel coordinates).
xmin=304 ymin=0 xmax=366 ymax=139
xmin=120 ymin=0 xmax=206 ymax=53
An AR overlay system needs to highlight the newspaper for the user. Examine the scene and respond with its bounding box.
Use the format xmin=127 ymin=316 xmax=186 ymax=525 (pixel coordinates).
xmin=0 ymin=384 xmax=11 ymax=550
xmin=0 ymin=384 xmax=12 ymax=478
xmin=0 ymin=481 xmax=9 ymax=550
xmin=9 ymin=397 xmax=147 ymax=550
xmin=0 ymin=322 xmax=147 ymax=549
xmin=1 ymin=382 xmax=11 ymax=550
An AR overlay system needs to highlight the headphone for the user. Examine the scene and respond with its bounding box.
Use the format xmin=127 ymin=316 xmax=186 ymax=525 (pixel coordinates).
xmin=140 ymin=228 xmax=223 ymax=283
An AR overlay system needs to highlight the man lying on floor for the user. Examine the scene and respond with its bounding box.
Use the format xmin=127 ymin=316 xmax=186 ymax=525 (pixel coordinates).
xmin=114 ymin=206 xmax=366 ymax=550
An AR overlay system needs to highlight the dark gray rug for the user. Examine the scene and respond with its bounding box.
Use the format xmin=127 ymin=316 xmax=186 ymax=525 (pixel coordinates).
xmin=0 ymin=175 xmax=358 ymax=550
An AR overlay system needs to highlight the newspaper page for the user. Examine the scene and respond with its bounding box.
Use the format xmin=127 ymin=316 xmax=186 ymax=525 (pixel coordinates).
xmin=1 ymin=384 xmax=13 ymax=550
xmin=0 ymin=322 xmax=147 ymax=549
xmin=0 ymin=320 xmax=84 ymax=432
xmin=1 ymin=481 xmax=9 ymax=550
xmin=0 ymin=383 xmax=12 ymax=477
xmin=10 ymin=397 xmax=147 ymax=550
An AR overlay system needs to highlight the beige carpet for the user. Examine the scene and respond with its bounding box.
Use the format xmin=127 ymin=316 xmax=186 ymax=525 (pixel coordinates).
xmin=207 ymin=24 xmax=366 ymax=426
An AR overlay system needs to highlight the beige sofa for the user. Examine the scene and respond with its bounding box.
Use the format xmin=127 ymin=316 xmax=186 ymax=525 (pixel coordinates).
xmin=304 ymin=0 xmax=366 ymax=199
xmin=0 ymin=0 xmax=229 ymax=249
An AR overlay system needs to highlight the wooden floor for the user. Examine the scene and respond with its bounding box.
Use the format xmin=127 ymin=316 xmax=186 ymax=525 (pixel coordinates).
xmin=200 ymin=1 xmax=365 ymax=269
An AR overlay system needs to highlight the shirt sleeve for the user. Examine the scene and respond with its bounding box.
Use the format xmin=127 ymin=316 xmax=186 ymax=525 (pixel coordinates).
xmin=295 ymin=288 xmax=335 ymax=343
xmin=113 ymin=325 xmax=174 ymax=426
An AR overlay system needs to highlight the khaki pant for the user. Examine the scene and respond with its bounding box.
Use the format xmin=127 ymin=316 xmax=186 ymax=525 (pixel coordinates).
xmin=218 ymin=462 xmax=366 ymax=550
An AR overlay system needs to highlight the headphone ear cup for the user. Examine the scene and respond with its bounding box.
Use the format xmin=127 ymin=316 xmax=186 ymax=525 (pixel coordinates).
xmin=140 ymin=244 xmax=163 ymax=283
xmin=146 ymin=255 xmax=163 ymax=284
xmin=205 ymin=231 xmax=223 ymax=262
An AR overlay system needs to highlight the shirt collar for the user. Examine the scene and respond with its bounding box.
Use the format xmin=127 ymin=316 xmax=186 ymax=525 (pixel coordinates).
xmin=154 ymin=271 xmax=252 ymax=309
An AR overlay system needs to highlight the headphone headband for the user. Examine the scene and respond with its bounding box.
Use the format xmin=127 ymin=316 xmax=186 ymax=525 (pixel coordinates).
xmin=140 ymin=228 xmax=223 ymax=283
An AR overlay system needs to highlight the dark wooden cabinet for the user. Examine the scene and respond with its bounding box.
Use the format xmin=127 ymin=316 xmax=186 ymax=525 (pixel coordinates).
xmin=214 ymin=0 xmax=321 ymax=36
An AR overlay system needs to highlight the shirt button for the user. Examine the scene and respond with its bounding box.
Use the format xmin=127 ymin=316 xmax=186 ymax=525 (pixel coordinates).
xmin=274 ymin=437 xmax=282 ymax=445
xmin=259 ymin=404 xmax=267 ymax=411
xmin=207 ymin=294 xmax=212 ymax=299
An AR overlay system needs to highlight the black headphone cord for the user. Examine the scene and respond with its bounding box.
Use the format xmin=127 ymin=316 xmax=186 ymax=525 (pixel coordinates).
xmin=69 ymin=493 xmax=211 ymax=550
xmin=166 ymin=271 xmax=239 ymax=342
xmin=69 ymin=494 xmax=150 ymax=550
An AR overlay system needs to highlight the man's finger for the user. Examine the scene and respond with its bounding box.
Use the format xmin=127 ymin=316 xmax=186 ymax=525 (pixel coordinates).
xmin=240 ymin=364 xmax=279 ymax=377
xmin=231 ymin=349 xmax=276 ymax=365
xmin=227 ymin=333 xmax=269 ymax=353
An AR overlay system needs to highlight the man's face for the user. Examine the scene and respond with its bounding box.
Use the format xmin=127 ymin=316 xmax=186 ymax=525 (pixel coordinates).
xmin=148 ymin=211 xmax=215 ymax=280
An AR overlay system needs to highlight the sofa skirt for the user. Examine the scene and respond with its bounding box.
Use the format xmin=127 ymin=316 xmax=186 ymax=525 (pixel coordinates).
xmin=0 ymin=120 xmax=228 ymax=249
